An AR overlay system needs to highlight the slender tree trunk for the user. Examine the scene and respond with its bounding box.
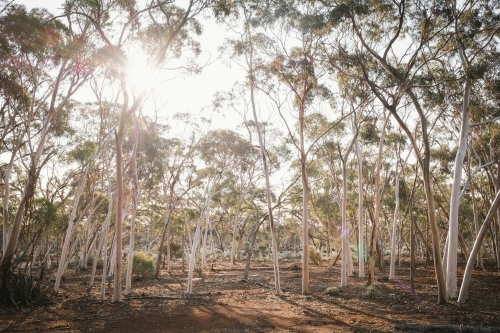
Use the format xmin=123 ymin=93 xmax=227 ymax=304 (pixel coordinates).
xmin=368 ymin=114 xmax=388 ymax=286
xmin=341 ymin=162 xmax=349 ymax=286
xmin=125 ymin=116 xmax=139 ymax=295
xmin=458 ymin=189 xmax=500 ymax=303
xmin=355 ymin=140 xmax=365 ymax=277
xmin=0 ymin=61 xmax=68 ymax=299
xmin=446 ymin=80 xmax=471 ymax=298
xmin=82 ymin=191 xmax=95 ymax=270
xmin=54 ymin=165 xmax=90 ymax=292
xmin=187 ymin=174 xmax=220 ymax=293
xmin=2 ymin=148 xmax=17 ymax=256
xmin=299 ymin=104 xmax=310 ymax=294
xmin=166 ymin=222 xmax=171 ymax=272
xmin=243 ymin=217 xmax=264 ymax=280
xmin=113 ymin=129 xmax=124 ymax=301
xmin=156 ymin=206 xmax=173 ymax=277
xmin=246 ymin=48 xmax=281 ymax=294
xmin=390 ymin=144 xmax=400 ymax=279
xmin=470 ymin=179 xmax=483 ymax=268
xmin=90 ymin=192 xmax=114 ymax=288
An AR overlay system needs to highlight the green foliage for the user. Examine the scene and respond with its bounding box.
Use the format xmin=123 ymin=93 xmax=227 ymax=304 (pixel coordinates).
xmin=359 ymin=120 xmax=379 ymax=143
xmin=31 ymin=198 xmax=57 ymax=229
xmin=130 ymin=252 xmax=155 ymax=279
xmin=364 ymin=285 xmax=382 ymax=298
xmin=324 ymin=286 xmax=340 ymax=296
xmin=68 ymin=140 xmax=97 ymax=164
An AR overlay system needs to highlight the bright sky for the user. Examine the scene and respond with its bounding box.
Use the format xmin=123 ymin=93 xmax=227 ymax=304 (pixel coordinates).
xmin=14 ymin=0 xmax=247 ymax=131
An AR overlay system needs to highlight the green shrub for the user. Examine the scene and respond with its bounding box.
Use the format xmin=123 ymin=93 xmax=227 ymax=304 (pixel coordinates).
xmin=130 ymin=252 xmax=155 ymax=279
xmin=324 ymin=286 xmax=340 ymax=296
xmin=364 ymin=285 xmax=382 ymax=299
xmin=308 ymin=245 xmax=322 ymax=265
xmin=377 ymin=275 xmax=389 ymax=282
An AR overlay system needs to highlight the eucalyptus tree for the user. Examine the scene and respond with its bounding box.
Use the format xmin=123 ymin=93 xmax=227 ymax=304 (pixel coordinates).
xmin=218 ymin=0 xmax=286 ymax=292
xmin=199 ymin=128 xmax=258 ymax=261
xmin=325 ymin=0 xmax=451 ymax=303
xmin=415 ymin=0 xmax=500 ymax=299
xmin=155 ymin=123 xmax=201 ymax=277
xmin=0 ymin=3 xmax=93 ymax=303
xmin=387 ymin=132 xmax=411 ymax=280
xmin=257 ymin=2 xmax=333 ymax=294
xmin=65 ymin=0 xmax=208 ymax=301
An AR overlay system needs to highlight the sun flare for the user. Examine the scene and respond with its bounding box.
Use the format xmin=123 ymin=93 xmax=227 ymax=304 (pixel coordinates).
xmin=126 ymin=61 xmax=158 ymax=93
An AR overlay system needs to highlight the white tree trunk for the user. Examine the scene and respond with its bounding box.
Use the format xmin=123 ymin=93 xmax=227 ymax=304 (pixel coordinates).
xmin=54 ymin=165 xmax=91 ymax=292
xmin=299 ymin=106 xmax=310 ymax=294
xmin=470 ymin=180 xmax=483 ymax=268
xmin=89 ymin=192 xmax=114 ymax=288
xmin=446 ymin=80 xmax=471 ymax=298
xmin=0 ymin=60 xmax=69 ymax=281
xmin=355 ymin=139 xmax=365 ymax=277
xmin=390 ymin=145 xmax=400 ymax=279
xmin=369 ymin=114 xmax=389 ymax=285
xmin=347 ymin=237 xmax=354 ymax=276
xmin=230 ymin=219 xmax=238 ymax=268
xmin=187 ymin=174 xmax=220 ymax=293
xmin=2 ymin=149 xmax=17 ymax=256
xmin=341 ymin=162 xmax=349 ymax=286
xmin=458 ymin=189 xmax=500 ymax=303
xmin=125 ymin=116 xmax=139 ymax=295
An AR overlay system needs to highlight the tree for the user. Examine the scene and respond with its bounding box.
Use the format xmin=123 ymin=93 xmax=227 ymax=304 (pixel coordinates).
xmin=66 ymin=0 xmax=207 ymax=301
xmin=259 ymin=3 xmax=332 ymax=294
xmin=327 ymin=0 xmax=449 ymax=303
xmin=0 ymin=2 xmax=92 ymax=303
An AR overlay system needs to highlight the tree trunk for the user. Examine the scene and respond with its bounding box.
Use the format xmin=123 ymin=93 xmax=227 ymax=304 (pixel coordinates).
xmin=54 ymin=165 xmax=91 ymax=292
xmin=458 ymin=189 xmax=500 ymax=303
xmin=113 ymin=127 xmax=124 ymax=302
xmin=368 ymin=114 xmax=388 ymax=286
xmin=0 ymin=60 xmax=69 ymax=301
xmin=446 ymin=80 xmax=471 ymax=298
xmin=125 ymin=116 xmax=139 ymax=295
xmin=299 ymin=103 xmax=310 ymax=295
xmin=355 ymin=139 xmax=365 ymax=278
xmin=470 ymin=179 xmax=483 ymax=268
xmin=390 ymin=144 xmax=400 ymax=280
xmin=187 ymin=174 xmax=220 ymax=293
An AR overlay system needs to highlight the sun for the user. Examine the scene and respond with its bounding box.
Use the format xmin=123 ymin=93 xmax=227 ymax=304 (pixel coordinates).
xmin=126 ymin=60 xmax=159 ymax=93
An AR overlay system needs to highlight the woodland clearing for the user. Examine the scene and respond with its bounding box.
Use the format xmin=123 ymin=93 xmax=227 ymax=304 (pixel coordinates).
xmin=0 ymin=259 xmax=499 ymax=333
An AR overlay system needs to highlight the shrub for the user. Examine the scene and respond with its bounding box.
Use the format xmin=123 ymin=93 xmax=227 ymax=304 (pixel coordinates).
xmin=377 ymin=275 xmax=389 ymax=282
xmin=131 ymin=252 xmax=155 ymax=279
xmin=324 ymin=286 xmax=340 ymax=296
xmin=308 ymin=245 xmax=322 ymax=265
xmin=364 ymin=285 xmax=382 ymax=299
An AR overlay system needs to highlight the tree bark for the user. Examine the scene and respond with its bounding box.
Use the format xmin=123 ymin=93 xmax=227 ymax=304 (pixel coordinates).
xmin=54 ymin=164 xmax=91 ymax=292
xmin=125 ymin=115 xmax=139 ymax=295
xmin=458 ymin=189 xmax=500 ymax=303
xmin=446 ymin=80 xmax=471 ymax=298
xmin=389 ymin=144 xmax=400 ymax=280
xmin=355 ymin=139 xmax=365 ymax=277
xmin=368 ymin=114 xmax=388 ymax=286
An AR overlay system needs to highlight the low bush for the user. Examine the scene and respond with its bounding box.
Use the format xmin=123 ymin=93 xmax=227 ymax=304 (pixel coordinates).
xmin=324 ymin=286 xmax=340 ymax=296
xmin=308 ymin=246 xmax=322 ymax=265
xmin=130 ymin=252 xmax=155 ymax=279
xmin=364 ymin=285 xmax=382 ymax=299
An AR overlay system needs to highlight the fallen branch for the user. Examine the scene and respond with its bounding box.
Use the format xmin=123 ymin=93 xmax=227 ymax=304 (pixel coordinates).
xmin=395 ymin=323 xmax=500 ymax=332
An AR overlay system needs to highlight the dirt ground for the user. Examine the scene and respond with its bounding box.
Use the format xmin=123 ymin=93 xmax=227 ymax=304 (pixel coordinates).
xmin=1 ymin=258 xmax=499 ymax=333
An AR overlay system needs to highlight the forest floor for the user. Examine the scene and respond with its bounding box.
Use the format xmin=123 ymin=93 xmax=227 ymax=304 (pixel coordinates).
xmin=1 ymin=258 xmax=499 ymax=332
